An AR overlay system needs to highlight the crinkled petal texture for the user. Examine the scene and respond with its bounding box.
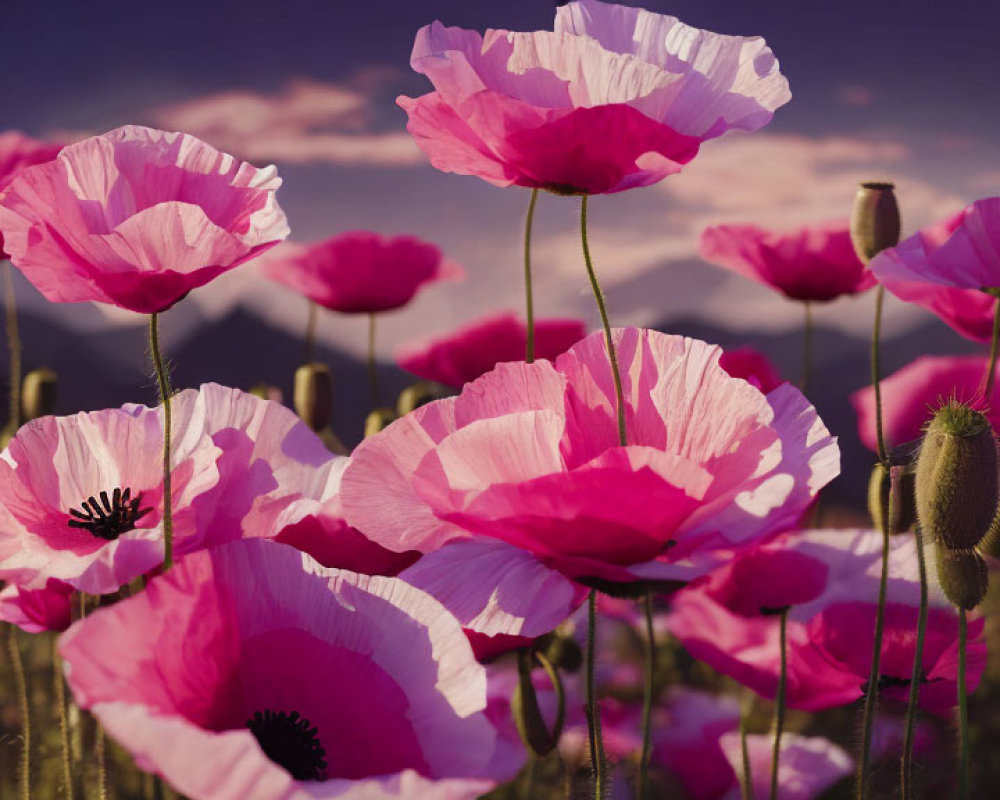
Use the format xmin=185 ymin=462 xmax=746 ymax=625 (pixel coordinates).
xmin=718 ymin=732 xmax=852 ymax=800
xmin=666 ymin=529 xmax=987 ymax=713
xmin=399 ymin=539 xmax=586 ymax=660
xmin=699 ymin=221 xmax=875 ymax=302
xmin=870 ymin=201 xmax=1000 ymax=341
xmin=264 ymin=232 xmax=463 ymax=314
xmin=396 ymin=313 xmax=587 ymax=388
xmin=850 ymin=354 xmax=998 ymax=452
xmin=0 ymin=130 xmax=64 ymax=256
xmin=59 ymin=540 xmax=521 ymax=800
xmin=342 ymin=328 xmax=838 ymax=584
xmin=0 ymin=125 xmax=289 ymax=313
xmin=0 ymin=579 xmax=72 ymax=633
xmin=399 ymin=0 xmax=788 ymax=194
xmin=0 ymin=401 xmax=222 ymax=594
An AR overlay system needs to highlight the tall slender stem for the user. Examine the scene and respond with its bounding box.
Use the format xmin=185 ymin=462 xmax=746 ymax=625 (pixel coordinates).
xmin=303 ymin=300 xmax=318 ymax=364
xmin=957 ymin=609 xmax=969 ymax=800
xmin=580 ymin=196 xmax=626 ymax=447
xmin=901 ymin=523 xmax=929 ymax=800
xmin=983 ymin=293 xmax=1000 ymax=399
xmin=769 ymin=609 xmax=789 ymax=800
xmin=740 ymin=689 xmax=755 ymax=800
xmin=856 ymin=466 xmax=894 ymax=799
xmin=524 ymin=188 xmax=539 ymax=364
xmin=4 ymin=260 xmax=22 ymax=433
xmin=367 ymin=312 xmax=380 ymax=408
xmin=871 ymin=286 xmax=888 ymax=463
xmin=7 ymin=624 xmax=30 ymax=800
xmin=801 ymin=300 xmax=813 ymax=395
xmin=149 ymin=313 xmax=174 ymax=570
xmin=96 ymin=724 xmax=109 ymax=800
xmin=586 ymin=589 xmax=606 ymax=799
xmin=53 ymin=636 xmax=75 ymax=800
xmin=638 ymin=591 xmax=656 ymax=800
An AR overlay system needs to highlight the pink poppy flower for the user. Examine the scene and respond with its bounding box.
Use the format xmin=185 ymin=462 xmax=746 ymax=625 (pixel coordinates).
xmin=718 ymin=732 xmax=853 ymax=800
xmin=719 ymin=346 xmax=785 ymax=394
xmin=699 ymin=220 xmax=876 ymax=302
xmin=0 ymin=125 xmax=289 ymax=314
xmin=0 ymin=578 xmax=72 ymax=633
xmin=665 ymin=528 xmax=987 ymax=713
xmin=0 ymin=131 xmax=63 ymax=257
xmin=59 ymin=539 xmax=521 ymax=800
xmin=850 ymin=354 xmax=997 ymax=452
xmin=399 ymin=0 xmax=790 ymax=195
xmin=399 ymin=539 xmax=586 ymax=660
xmin=0 ymin=383 xmax=356 ymax=595
xmin=263 ymin=232 xmax=463 ymax=314
xmin=869 ymin=201 xmax=1000 ymax=341
xmin=397 ymin=312 xmax=587 ymax=388
xmin=342 ymin=327 xmax=838 ymax=586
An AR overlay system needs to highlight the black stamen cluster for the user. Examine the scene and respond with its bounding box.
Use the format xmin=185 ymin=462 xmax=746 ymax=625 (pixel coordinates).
xmin=247 ymin=710 xmax=327 ymax=781
xmin=67 ymin=488 xmax=150 ymax=540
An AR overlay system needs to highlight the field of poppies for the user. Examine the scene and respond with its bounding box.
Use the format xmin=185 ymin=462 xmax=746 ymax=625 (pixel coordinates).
xmin=2 ymin=1 xmax=1000 ymax=798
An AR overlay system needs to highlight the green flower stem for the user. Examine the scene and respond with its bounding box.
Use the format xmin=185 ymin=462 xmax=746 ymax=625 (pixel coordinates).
xmin=856 ymin=464 xmax=893 ymax=799
xmin=900 ymin=522 xmax=929 ymax=800
xmin=984 ymin=292 xmax=1000 ymax=398
xmin=769 ymin=609 xmax=789 ymax=800
xmin=740 ymin=689 xmax=755 ymax=800
xmin=367 ymin=313 xmax=380 ymax=408
xmin=53 ymin=636 xmax=75 ymax=800
xmin=303 ymin=300 xmax=318 ymax=364
xmin=6 ymin=624 xmax=30 ymax=800
xmin=149 ymin=313 xmax=174 ymax=571
xmin=580 ymin=195 xmax=626 ymax=448
xmin=871 ymin=286 xmax=888 ymax=464
xmin=586 ymin=589 xmax=606 ymax=799
xmin=958 ymin=609 xmax=969 ymax=800
xmin=638 ymin=591 xmax=656 ymax=800
xmin=801 ymin=300 xmax=813 ymax=395
xmin=524 ymin=188 xmax=539 ymax=364
xmin=4 ymin=260 xmax=22 ymax=433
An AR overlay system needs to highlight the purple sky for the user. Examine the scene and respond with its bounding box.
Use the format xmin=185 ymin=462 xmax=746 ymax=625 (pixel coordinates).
xmin=2 ymin=0 xmax=998 ymax=377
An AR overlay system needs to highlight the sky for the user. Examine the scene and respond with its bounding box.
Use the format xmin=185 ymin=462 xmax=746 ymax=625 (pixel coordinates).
xmin=2 ymin=0 xmax=999 ymax=391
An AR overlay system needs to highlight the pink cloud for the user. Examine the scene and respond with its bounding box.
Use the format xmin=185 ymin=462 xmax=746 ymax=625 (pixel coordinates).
xmin=151 ymin=78 xmax=423 ymax=167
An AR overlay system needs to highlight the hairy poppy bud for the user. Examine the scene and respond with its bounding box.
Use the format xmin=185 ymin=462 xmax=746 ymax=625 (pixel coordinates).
xmin=293 ymin=363 xmax=333 ymax=432
xmin=21 ymin=367 xmax=58 ymax=421
xmin=397 ymin=382 xmax=447 ymax=416
xmin=364 ymin=408 xmax=397 ymax=438
xmin=867 ymin=462 xmax=916 ymax=535
xmin=511 ymin=649 xmax=564 ymax=757
xmin=850 ymin=181 xmax=901 ymax=263
xmin=915 ymin=402 xmax=999 ymax=550
xmin=935 ymin=545 xmax=988 ymax=610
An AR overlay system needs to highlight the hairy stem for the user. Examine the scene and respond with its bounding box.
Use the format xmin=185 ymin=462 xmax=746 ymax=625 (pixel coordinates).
xmin=587 ymin=589 xmax=606 ymax=798
xmin=957 ymin=609 xmax=969 ymax=800
xmin=53 ymin=636 xmax=75 ymax=800
xmin=769 ymin=609 xmax=789 ymax=800
xmin=638 ymin=591 xmax=656 ymax=800
xmin=149 ymin=313 xmax=174 ymax=570
xmin=524 ymin=188 xmax=539 ymax=363
xmin=4 ymin=260 xmax=22 ymax=433
xmin=900 ymin=522 xmax=929 ymax=800
xmin=367 ymin=313 xmax=380 ymax=408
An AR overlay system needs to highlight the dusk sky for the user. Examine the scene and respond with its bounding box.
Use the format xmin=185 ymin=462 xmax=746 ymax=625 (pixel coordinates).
xmin=3 ymin=0 xmax=999 ymax=389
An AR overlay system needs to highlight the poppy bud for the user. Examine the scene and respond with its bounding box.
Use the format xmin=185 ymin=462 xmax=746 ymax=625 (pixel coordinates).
xmin=364 ymin=408 xmax=397 ymax=438
xmin=21 ymin=367 xmax=58 ymax=421
xmin=915 ymin=402 xmax=999 ymax=550
xmin=316 ymin=426 xmax=349 ymax=456
xmin=850 ymin=181 xmax=901 ymax=263
xmin=511 ymin=649 xmax=564 ymax=757
xmin=867 ymin=462 xmax=917 ymax=535
xmin=935 ymin=545 xmax=988 ymax=611
xmin=397 ymin=382 xmax=447 ymax=416
xmin=293 ymin=363 xmax=333 ymax=432
xmin=247 ymin=383 xmax=282 ymax=404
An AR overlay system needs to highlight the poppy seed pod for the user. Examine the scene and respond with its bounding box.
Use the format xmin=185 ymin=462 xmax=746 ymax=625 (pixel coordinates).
xmin=934 ymin=545 xmax=988 ymax=610
xmin=850 ymin=182 xmax=901 ymax=263
xmin=364 ymin=407 xmax=397 ymax=438
xmin=867 ymin=462 xmax=917 ymax=535
xmin=293 ymin=363 xmax=333 ymax=432
xmin=21 ymin=367 xmax=58 ymax=421
xmin=915 ymin=402 xmax=999 ymax=550
xmin=397 ymin=382 xmax=447 ymax=416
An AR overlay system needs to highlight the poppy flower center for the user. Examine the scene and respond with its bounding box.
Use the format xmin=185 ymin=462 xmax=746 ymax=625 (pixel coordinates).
xmin=247 ymin=709 xmax=327 ymax=781
xmin=67 ymin=488 xmax=151 ymax=541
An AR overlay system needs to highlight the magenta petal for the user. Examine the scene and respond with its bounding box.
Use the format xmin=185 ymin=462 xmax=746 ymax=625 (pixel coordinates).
xmin=0 ymin=579 xmax=72 ymax=633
